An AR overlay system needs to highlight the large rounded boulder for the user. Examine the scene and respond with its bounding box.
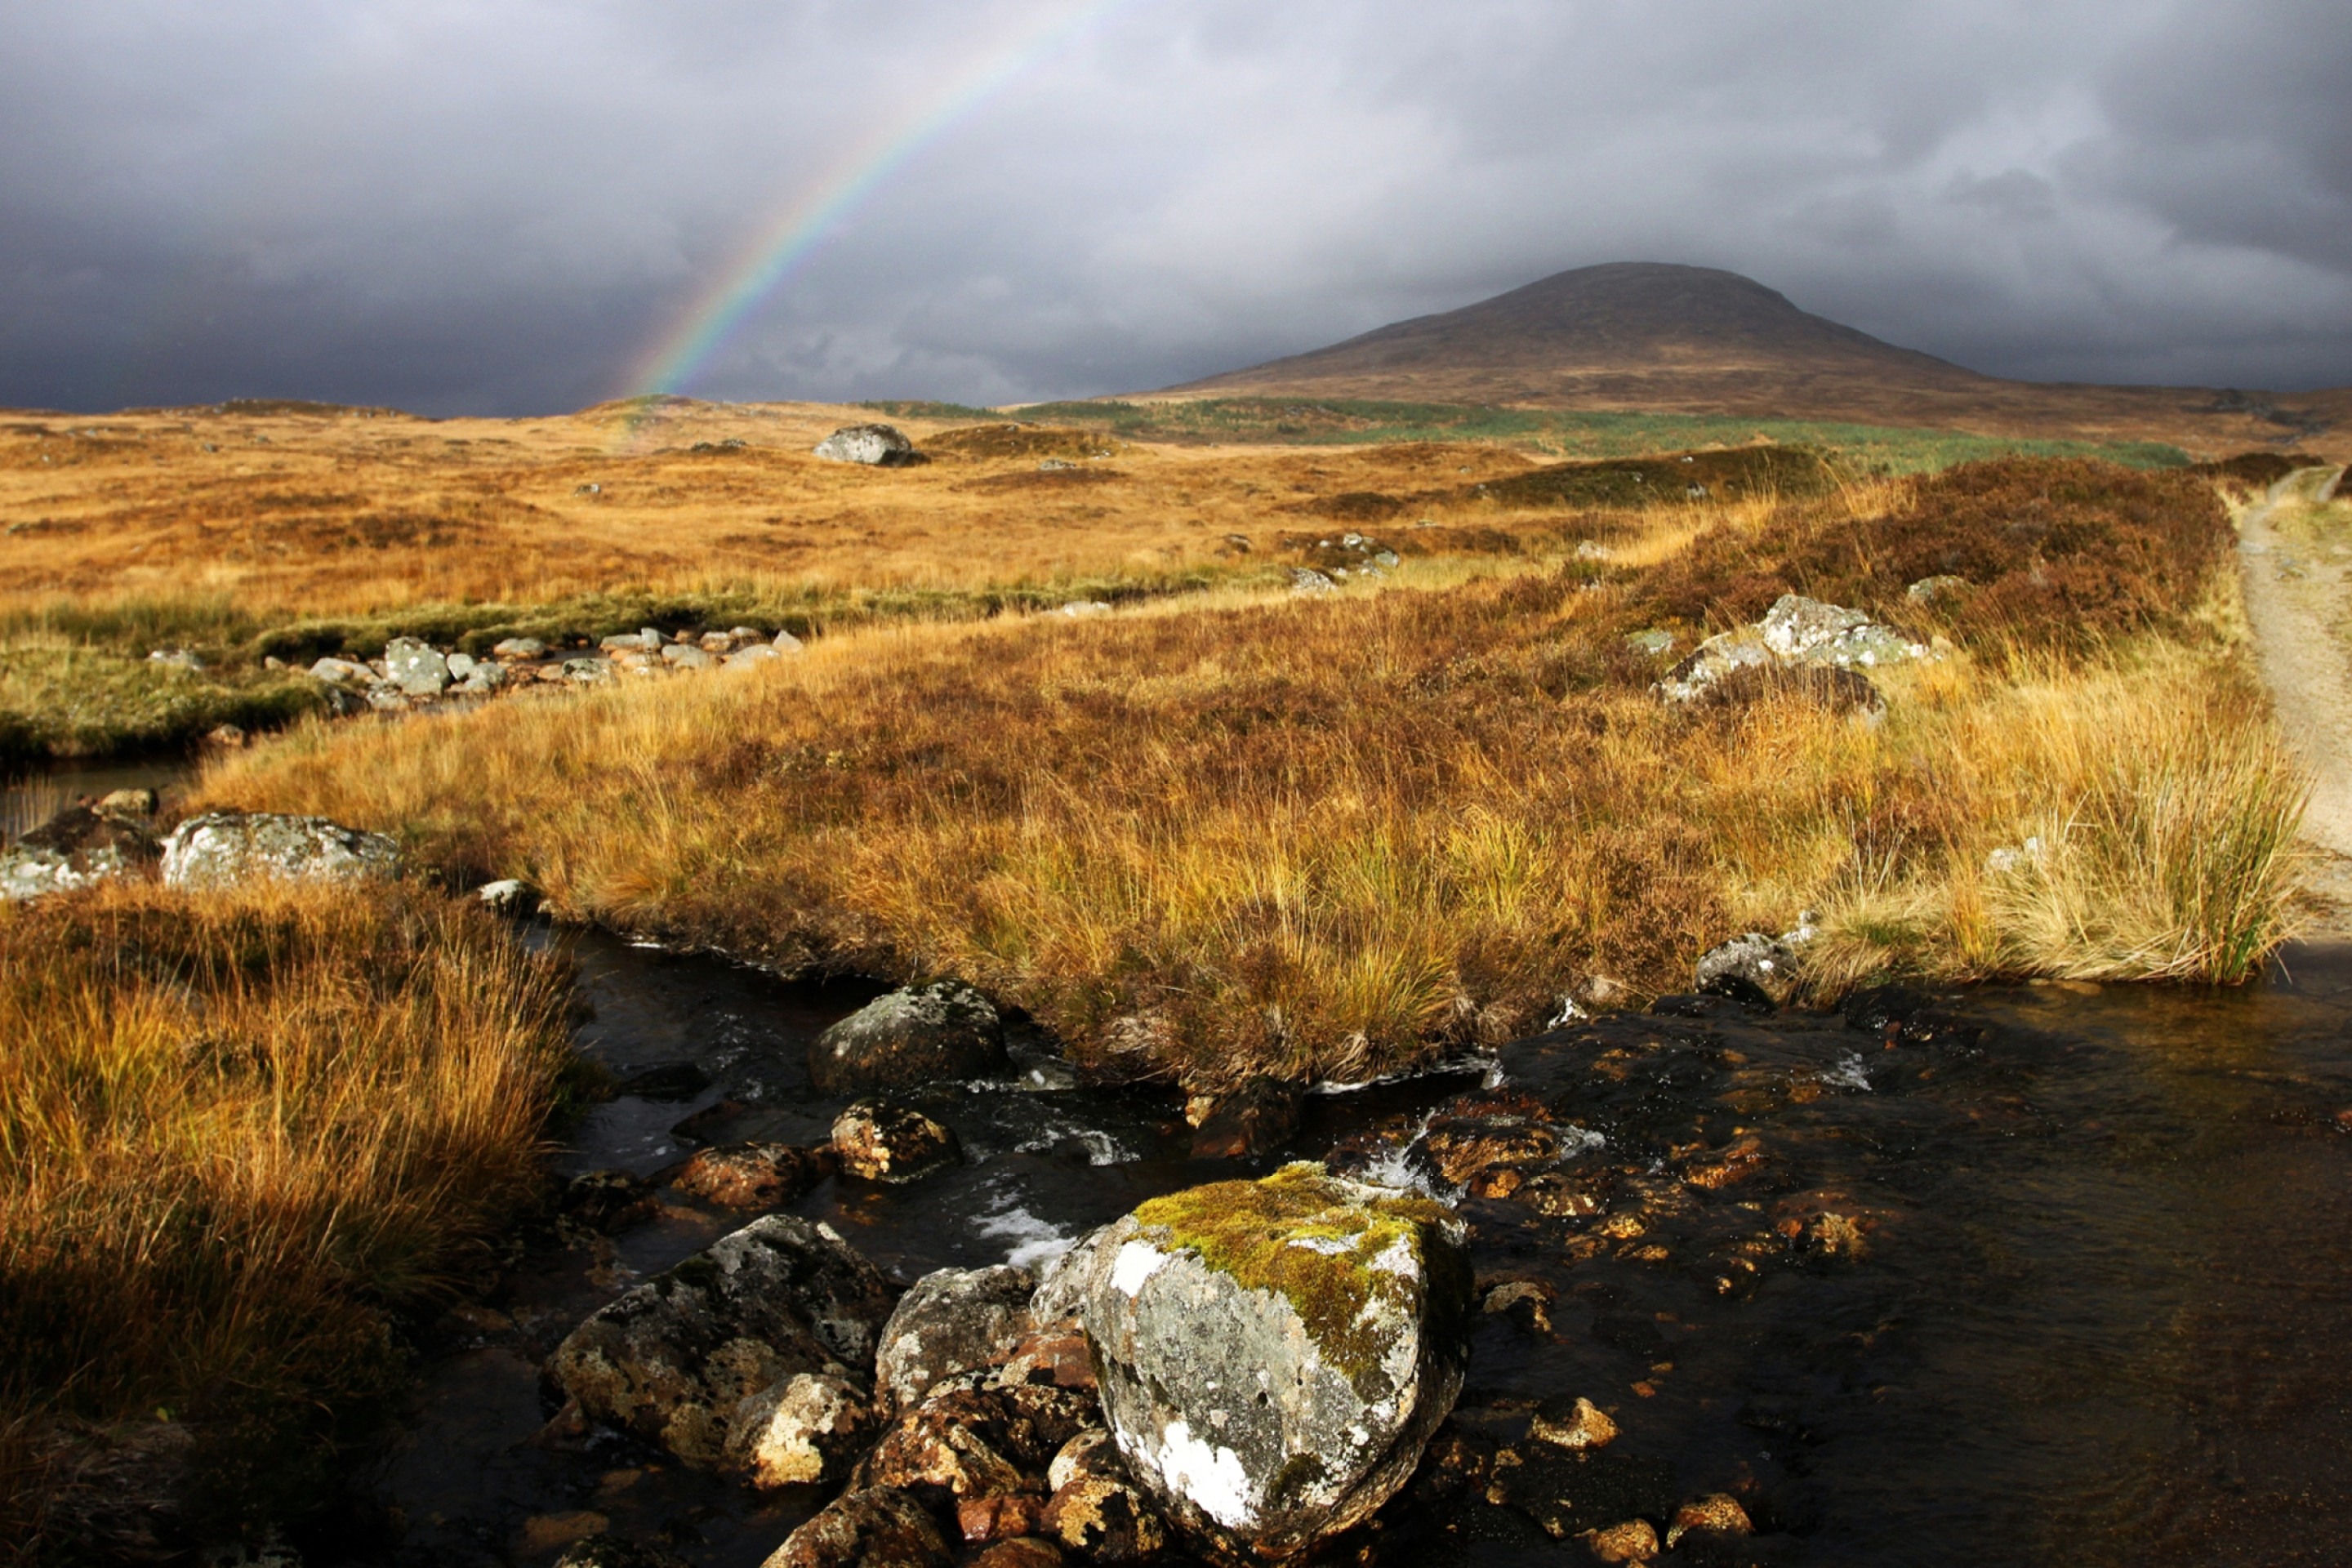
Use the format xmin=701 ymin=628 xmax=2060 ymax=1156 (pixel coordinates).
xmin=811 ymin=980 xmax=1008 ymax=1094
xmin=1078 ymin=1164 xmax=1473 ymax=1559
xmin=548 ymin=1214 xmax=898 ymax=1468
xmin=160 ymin=809 xmax=399 ymax=889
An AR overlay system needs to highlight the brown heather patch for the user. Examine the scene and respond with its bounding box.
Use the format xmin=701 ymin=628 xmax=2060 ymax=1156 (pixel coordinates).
xmin=0 ymin=882 xmax=573 ymax=1556
xmin=196 ymin=459 xmax=2303 ymax=1094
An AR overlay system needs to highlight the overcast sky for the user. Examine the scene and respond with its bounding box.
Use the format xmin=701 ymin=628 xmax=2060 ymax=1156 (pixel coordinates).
xmin=3 ymin=0 xmax=2347 ymax=415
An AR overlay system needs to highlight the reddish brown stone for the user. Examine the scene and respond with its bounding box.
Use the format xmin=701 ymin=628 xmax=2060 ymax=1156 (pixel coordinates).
xmin=995 ymin=1329 xmax=1095 ymax=1392
xmin=670 ymin=1142 xmax=837 ymax=1208
xmin=957 ymin=1493 xmax=1046 ymax=1544
xmin=768 ymin=1486 xmax=952 ymax=1567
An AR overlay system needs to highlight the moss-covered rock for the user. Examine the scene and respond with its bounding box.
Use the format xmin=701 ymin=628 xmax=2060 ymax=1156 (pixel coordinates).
xmin=1079 ymin=1163 xmax=1472 ymax=1558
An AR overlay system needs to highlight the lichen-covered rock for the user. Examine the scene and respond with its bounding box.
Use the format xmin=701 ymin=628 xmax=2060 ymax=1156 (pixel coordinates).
xmin=1656 ymin=628 xmax=1773 ymax=702
xmin=1667 ymin=1493 xmax=1754 ymax=1548
xmin=1079 ymin=1164 xmax=1474 ymax=1557
xmin=549 ymin=1214 xmax=898 ymax=1468
xmin=813 ymin=981 xmax=1008 ymax=1093
xmin=1411 ymin=1092 xmax=1562 ymax=1199
xmin=876 ymin=1265 xmax=1037 ymax=1414
xmin=968 ymin=1540 xmax=1064 ymax=1568
xmin=1 ymin=805 xmax=159 ymax=900
xmin=1040 ymin=1475 xmax=1166 ymax=1563
xmin=1288 ymin=567 xmax=1337 ymax=595
xmin=1757 ymin=594 xmax=1870 ymax=658
xmin=159 ymin=809 xmax=399 ymax=889
xmin=1047 ymin=1428 xmax=1126 ymax=1494
xmin=1904 ymin=574 xmax=1971 ymax=608
xmin=1529 ymin=1396 xmax=1618 ymax=1452
xmin=670 ymin=1142 xmax=837 ymax=1209
xmin=1029 ymin=1226 xmax=1111 ymax=1327
xmin=383 ymin=635 xmax=450 ymax=695
xmin=724 ymin=1370 xmax=876 ymax=1490
xmin=552 ymin=1537 xmax=693 ymax=1568
xmin=813 ymin=424 xmax=918 ymax=467
xmin=834 ymin=1099 xmax=962 ymax=1183
xmin=763 ymin=1486 xmax=951 ymax=1568
xmin=997 ymin=1326 xmax=1094 ymax=1393
xmin=1694 ymin=932 xmax=1803 ymax=1008
xmin=852 ymin=1374 xmax=1100 ymax=1501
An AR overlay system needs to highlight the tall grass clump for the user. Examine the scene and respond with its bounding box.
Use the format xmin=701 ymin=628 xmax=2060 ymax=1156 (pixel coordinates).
xmin=0 ymin=883 xmax=574 ymax=1559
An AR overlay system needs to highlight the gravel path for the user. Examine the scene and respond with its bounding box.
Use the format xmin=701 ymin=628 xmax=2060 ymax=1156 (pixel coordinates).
xmin=2238 ymin=465 xmax=2352 ymax=920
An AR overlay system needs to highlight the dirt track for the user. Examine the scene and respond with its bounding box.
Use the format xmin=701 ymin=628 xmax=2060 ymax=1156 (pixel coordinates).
xmin=2238 ymin=466 xmax=2352 ymax=920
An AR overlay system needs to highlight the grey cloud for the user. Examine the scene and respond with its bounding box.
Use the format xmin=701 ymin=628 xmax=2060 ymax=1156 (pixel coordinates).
xmin=0 ymin=0 xmax=2346 ymax=414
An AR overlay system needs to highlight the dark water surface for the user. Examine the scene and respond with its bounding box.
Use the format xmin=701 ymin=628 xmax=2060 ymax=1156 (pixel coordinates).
xmin=327 ymin=931 xmax=2352 ymax=1566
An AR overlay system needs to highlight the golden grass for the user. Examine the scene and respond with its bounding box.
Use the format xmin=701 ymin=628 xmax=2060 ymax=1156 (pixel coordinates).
xmin=195 ymin=468 xmax=2305 ymax=1090
xmin=0 ymin=399 xmax=1573 ymax=620
xmin=0 ymin=881 xmax=572 ymax=1556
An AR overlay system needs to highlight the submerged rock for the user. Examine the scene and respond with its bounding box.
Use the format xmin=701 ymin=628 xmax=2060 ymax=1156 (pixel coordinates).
xmin=1079 ymin=1163 xmax=1473 ymax=1558
xmin=812 ymin=980 xmax=1009 ymax=1094
xmin=875 ymin=1264 xmax=1038 ymax=1414
xmin=552 ymin=1538 xmax=692 ymax=1568
xmin=1187 ymin=1076 xmax=1303 ymax=1159
xmin=813 ymin=424 xmax=919 ymax=467
xmin=548 ymin=1214 xmax=898 ymax=1469
xmin=1 ymin=804 xmax=159 ymax=900
xmin=159 ymin=809 xmax=399 ymax=889
xmin=834 ymin=1100 xmax=962 ymax=1183
xmin=669 ymin=1142 xmax=837 ymax=1208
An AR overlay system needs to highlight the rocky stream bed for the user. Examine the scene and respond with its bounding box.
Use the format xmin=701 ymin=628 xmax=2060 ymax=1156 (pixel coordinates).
xmin=279 ymin=924 xmax=2352 ymax=1568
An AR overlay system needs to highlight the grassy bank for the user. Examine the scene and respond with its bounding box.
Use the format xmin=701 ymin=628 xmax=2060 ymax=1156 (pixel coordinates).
xmin=0 ymin=883 xmax=574 ymax=1559
xmin=194 ymin=458 xmax=2301 ymax=1092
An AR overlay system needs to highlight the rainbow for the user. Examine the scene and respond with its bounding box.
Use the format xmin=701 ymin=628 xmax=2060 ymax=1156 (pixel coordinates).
xmin=617 ymin=0 xmax=1143 ymax=417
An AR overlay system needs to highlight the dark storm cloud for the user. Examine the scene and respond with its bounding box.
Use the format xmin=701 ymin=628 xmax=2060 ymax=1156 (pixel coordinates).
xmin=1 ymin=0 xmax=2346 ymax=413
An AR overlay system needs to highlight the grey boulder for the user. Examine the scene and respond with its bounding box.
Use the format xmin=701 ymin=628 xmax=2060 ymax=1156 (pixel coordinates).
xmin=812 ymin=424 xmax=918 ymax=467
xmin=1 ymin=805 xmax=160 ymax=901
xmin=159 ymin=810 xmax=399 ymax=890
xmin=1695 ymin=920 xmax=1815 ymax=1008
xmin=1080 ymin=1164 xmax=1472 ymax=1558
xmin=547 ymin=1214 xmax=900 ymax=1469
xmin=811 ymin=980 xmax=1008 ymax=1094
xmin=875 ymin=1264 xmax=1037 ymax=1414
xmin=382 ymin=636 xmax=450 ymax=695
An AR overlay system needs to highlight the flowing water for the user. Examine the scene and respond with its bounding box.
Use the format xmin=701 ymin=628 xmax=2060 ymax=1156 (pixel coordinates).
xmin=325 ymin=928 xmax=2352 ymax=1567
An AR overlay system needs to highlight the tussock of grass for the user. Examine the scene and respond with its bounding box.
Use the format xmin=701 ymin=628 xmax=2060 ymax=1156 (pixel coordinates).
xmin=197 ymin=459 xmax=2303 ymax=1092
xmin=0 ymin=883 xmax=573 ymax=1554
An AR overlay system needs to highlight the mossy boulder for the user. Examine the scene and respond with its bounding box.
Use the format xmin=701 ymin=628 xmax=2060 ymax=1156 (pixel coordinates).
xmin=811 ymin=980 xmax=1009 ymax=1094
xmin=1078 ymin=1163 xmax=1473 ymax=1558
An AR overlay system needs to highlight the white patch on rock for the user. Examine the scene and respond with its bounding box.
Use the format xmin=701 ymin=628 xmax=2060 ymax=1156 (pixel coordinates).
xmin=1153 ymin=1419 xmax=1256 ymax=1530
xmin=1111 ymin=1240 xmax=1169 ymax=1297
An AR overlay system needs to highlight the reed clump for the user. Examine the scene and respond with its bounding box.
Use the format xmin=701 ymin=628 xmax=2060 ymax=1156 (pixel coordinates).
xmin=0 ymin=882 xmax=574 ymax=1557
xmin=198 ymin=458 xmax=2304 ymax=1091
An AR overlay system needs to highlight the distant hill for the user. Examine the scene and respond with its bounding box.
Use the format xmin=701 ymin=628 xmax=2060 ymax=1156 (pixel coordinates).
xmin=1155 ymin=262 xmax=2345 ymax=453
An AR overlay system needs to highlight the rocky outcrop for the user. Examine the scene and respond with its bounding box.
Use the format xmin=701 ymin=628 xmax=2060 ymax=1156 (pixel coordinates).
xmin=549 ymin=1214 xmax=899 ymax=1469
xmin=1661 ymin=593 xmax=1927 ymax=704
xmin=811 ymin=981 xmax=1009 ymax=1093
xmin=833 ymin=1101 xmax=962 ymax=1183
xmin=158 ymin=810 xmax=399 ymax=889
xmin=1078 ymin=1164 xmax=1474 ymax=1558
xmin=875 ymin=1265 xmax=1037 ymax=1414
xmin=0 ymin=804 xmax=159 ymax=900
xmin=813 ymin=425 xmax=919 ymax=467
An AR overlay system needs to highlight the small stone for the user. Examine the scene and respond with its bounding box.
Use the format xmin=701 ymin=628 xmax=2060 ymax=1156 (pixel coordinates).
xmin=833 ymin=1100 xmax=961 ymax=1184
xmin=773 ymin=629 xmax=806 ymax=653
xmin=562 ymin=1169 xmax=655 ymax=1233
xmin=308 ymin=656 xmax=372 ymax=684
xmin=1187 ymin=1076 xmax=1303 ymax=1158
xmin=203 ymin=724 xmax=247 ymax=748
xmin=1041 ymin=1477 xmax=1165 ymax=1564
xmin=1289 ymin=567 xmax=1338 ymax=595
xmin=1047 ymin=1428 xmax=1125 ymax=1494
xmin=662 ymin=644 xmax=714 ymax=670
xmin=95 ymin=789 xmax=157 ymax=818
xmin=1057 ymin=601 xmax=1112 ymax=617
xmin=1694 ymin=933 xmax=1802 ymax=1009
xmin=476 ymin=877 xmax=536 ymax=914
xmin=1666 ymin=1493 xmax=1753 ymax=1548
xmin=147 ymin=648 xmax=205 ymax=673
xmin=552 ymin=1535 xmax=692 ymax=1568
xmin=724 ymin=644 xmax=781 ymax=670
xmin=670 ymin=1143 xmax=838 ymax=1208
xmin=492 ymin=637 xmax=548 ymax=659
xmin=763 ymin=1486 xmax=951 ymax=1568
xmin=1584 ymin=1517 xmax=1659 ymax=1563
xmin=969 ymin=1540 xmax=1064 ymax=1568
xmin=445 ymin=652 xmax=478 ymax=678
xmin=1905 ymin=574 xmax=1971 ymax=607
xmin=517 ymin=1512 xmax=610 ymax=1556
xmin=1757 ymin=594 xmax=1869 ymax=658
xmin=853 ymin=1377 xmax=1098 ymax=1499
xmin=699 ymin=631 xmax=737 ymax=653
xmin=958 ymin=1494 xmax=1046 ymax=1544
xmin=1528 ymin=1396 xmax=1617 ymax=1452
xmin=875 ymin=1264 xmax=1037 ymax=1413
xmin=564 ymin=657 xmax=614 ymax=684
xmin=724 ymin=1370 xmax=876 ymax=1490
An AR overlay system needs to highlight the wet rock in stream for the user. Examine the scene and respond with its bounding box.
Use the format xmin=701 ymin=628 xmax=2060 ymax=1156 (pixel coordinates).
xmin=548 ymin=1214 xmax=900 ymax=1469
xmin=811 ymin=979 xmax=1009 ymax=1094
xmin=834 ymin=1099 xmax=963 ymax=1183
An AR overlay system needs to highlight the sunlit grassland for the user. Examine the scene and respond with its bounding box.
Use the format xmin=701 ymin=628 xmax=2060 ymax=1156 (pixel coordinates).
xmin=195 ymin=459 xmax=2302 ymax=1094
xmin=0 ymin=883 xmax=574 ymax=1556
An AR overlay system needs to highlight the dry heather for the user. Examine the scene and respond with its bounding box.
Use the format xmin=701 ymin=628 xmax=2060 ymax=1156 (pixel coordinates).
xmin=198 ymin=458 xmax=2303 ymax=1091
xmin=0 ymin=882 xmax=572 ymax=1557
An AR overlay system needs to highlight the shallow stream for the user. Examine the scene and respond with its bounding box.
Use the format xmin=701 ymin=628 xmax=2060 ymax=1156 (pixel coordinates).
xmin=319 ymin=927 xmax=2352 ymax=1568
